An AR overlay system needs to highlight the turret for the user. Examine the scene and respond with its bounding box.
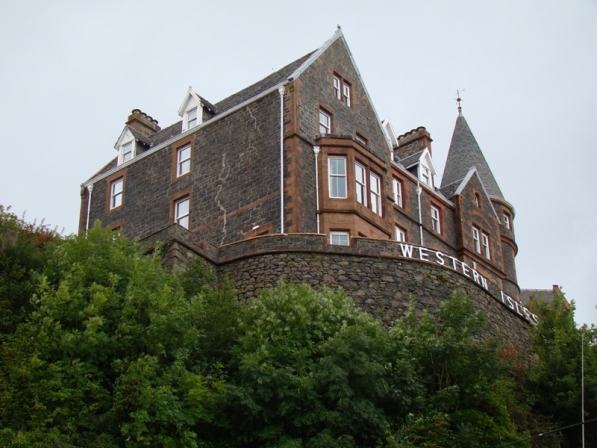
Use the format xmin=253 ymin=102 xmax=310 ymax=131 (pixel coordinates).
xmin=440 ymin=108 xmax=518 ymax=299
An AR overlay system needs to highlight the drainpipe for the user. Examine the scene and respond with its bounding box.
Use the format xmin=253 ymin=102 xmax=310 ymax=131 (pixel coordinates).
xmin=313 ymin=146 xmax=320 ymax=233
xmin=278 ymin=86 xmax=285 ymax=234
xmin=85 ymin=184 xmax=94 ymax=232
xmin=416 ymin=182 xmax=424 ymax=245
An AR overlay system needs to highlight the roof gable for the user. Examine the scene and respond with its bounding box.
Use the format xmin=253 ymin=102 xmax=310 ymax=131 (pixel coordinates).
xmin=453 ymin=167 xmax=499 ymax=220
xmin=114 ymin=126 xmax=151 ymax=150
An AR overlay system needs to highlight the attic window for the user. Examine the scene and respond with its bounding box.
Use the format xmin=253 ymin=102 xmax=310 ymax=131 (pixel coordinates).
xmin=474 ymin=193 xmax=480 ymax=207
xmin=332 ymin=74 xmax=351 ymax=107
xmin=333 ymin=76 xmax=341 ymax=99
xmin=186 ymin=107 xmax=198 ymax=129
xmin=179 ymin=88 xmax=204 ymax=132
xmin=121 ymin=141 xmax=133 ymax=163
xmin=343 ymin=82 xmax=351 ymax=106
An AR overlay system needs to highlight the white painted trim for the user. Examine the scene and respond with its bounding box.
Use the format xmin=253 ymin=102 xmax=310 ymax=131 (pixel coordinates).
xmin=330 ymin=230 xmax=350 ymax=246
xmin=178 ymin=87 xmax=204 ymax=131
xmin=382 ymin=119 xmax=398 ymax=148
xmin=115 ymin=127 xmax=136 ymax=166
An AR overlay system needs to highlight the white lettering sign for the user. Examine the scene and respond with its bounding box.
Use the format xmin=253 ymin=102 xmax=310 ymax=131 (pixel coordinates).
xmin=395 ymin=244 xmax=538 ymax=324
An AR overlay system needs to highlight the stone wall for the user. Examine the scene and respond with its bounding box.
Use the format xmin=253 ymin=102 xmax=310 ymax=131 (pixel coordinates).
xmin=154 ymin=232 xmax=533 ymax=353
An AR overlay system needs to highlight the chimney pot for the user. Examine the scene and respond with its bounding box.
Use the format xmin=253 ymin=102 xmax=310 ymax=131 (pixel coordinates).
xmin=126 ymin=109 xmax=161 ymax=137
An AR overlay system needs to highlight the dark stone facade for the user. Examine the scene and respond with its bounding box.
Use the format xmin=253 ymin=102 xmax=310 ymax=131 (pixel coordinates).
xmin=86 ymin=91 xmax=284 ymax=246
xmin=81 ymin=30 xmax=528 ymax=353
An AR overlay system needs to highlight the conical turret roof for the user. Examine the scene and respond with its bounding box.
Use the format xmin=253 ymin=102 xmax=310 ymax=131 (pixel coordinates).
xmin=440 ymin=114 xmax=504 ymax=199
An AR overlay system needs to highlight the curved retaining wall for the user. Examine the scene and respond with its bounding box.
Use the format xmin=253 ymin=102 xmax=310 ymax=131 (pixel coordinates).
xmin=147 ymin=228 xmax=533 ymax=351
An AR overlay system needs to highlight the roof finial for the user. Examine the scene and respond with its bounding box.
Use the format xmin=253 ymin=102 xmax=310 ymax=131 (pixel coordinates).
xmin=456 ymin=89 xmax=465 ymax=116
xmin=337 ymin=24 xmax=341 ymax=30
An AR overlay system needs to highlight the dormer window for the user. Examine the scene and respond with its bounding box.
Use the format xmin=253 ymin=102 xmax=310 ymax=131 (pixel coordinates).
xmin=115 ymin=127 xmax=139 ymax=166
xmin=121 ymin=141 xmax=134 ymax=163
xmin=178 ymin=87 xmax=209 ymax=132
xmin=402 ymin=149 xmax=436 ymax=189
xmin=186 ymin=107 xmax=198 ymax=129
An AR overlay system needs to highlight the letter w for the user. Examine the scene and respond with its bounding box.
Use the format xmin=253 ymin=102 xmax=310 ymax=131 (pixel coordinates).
xmin=399 ymin=244 xmax=414 ymax=258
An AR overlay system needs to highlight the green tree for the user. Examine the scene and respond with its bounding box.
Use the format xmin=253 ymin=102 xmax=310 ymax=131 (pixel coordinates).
xmin=0 ymin=205 xmax=60 ymax=336
xmin=388 ymin=292 xmax=527 ymax=448
xmin=226 ymin=282 xmax=418 ymax=448
xmin=0 ymin=222 xmax=225 ymax=447
xmin=527 ymin=292 xmax=597 ymax=446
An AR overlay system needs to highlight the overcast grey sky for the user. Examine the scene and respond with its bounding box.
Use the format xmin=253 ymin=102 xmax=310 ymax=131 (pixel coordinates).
xmin=1 ymin=0 xmax=595 ymax=325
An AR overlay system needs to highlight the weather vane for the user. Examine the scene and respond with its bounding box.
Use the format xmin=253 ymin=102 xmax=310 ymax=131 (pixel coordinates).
xmin=456 ymin=89 xmax=465 ymax=116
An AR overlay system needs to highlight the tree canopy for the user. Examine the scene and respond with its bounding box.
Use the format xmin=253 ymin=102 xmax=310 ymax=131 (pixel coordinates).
xmin=0 ymin=209 xmax=595 ymax=447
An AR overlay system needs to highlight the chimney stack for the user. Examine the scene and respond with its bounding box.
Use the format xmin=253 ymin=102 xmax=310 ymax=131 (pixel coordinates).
xmin=126 ymin=109 xmax=161 ymax=137
xmin=395 ymin=126 xmax=433 ymax=160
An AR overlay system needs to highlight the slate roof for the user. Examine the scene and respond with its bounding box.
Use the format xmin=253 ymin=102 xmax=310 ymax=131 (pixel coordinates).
xmin=213 ymin=52 xmax=314 ymax=115
xmin=520 ymin=286 xmax=569 ymax=309
xmin=397 ymin=150 xmax=425 ymax=169
xmin=143 ymin=51 xmax=314 ymax=149
xmin=128 ymin=126 xmax=152 ymax=147
xmin=440 ymin=115 xmax=504 ymax=200
xmin=149 ymin=121 xmax=183 ymax=147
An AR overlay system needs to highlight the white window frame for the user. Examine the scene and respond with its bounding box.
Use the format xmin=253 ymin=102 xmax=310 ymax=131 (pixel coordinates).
xmin=370 ymin=172 xmax=381 ymax=216
xmin=110 ymin=178 xmax=123 ymax=210
xmin=186 ymin=107 xmax=198 ymax=130
xmin=328 ymin=156 xmax=347 ymax=198
xmin=333 ymin=76 xmax=341 ymax=99
xmin=177 ymin=145 xmax=191 ymax=177
xmin=482 ymin=232 xmax=491 ymax=259
xmin=343 ymin=82 xmax=351 ymax=106
xmin=120 ymin=140 xmax=134 ymax=164
xmin=504 ymin=213 xmax=511 ymax=229
xmin=355 ymin=162 xmax=367 ymax=206
xmin=395 ymin=226 xmax=406 ymax=242
xmin=393 ymin=178 xmax=402 ymax=207
xmin=319 ymin=109 xmax=331 ymax=134
xmin=472 ymin=226 xmax=481 ymax=253
xmin=330 ymin=231 xmax=350 ymax=246
xmin=421 ymin=165 xmax=431 ymax=186
xmin=175 ymin=197 xmax=190 ymax=229
xmin=431 ymin=206 xmax=441 ymax=233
